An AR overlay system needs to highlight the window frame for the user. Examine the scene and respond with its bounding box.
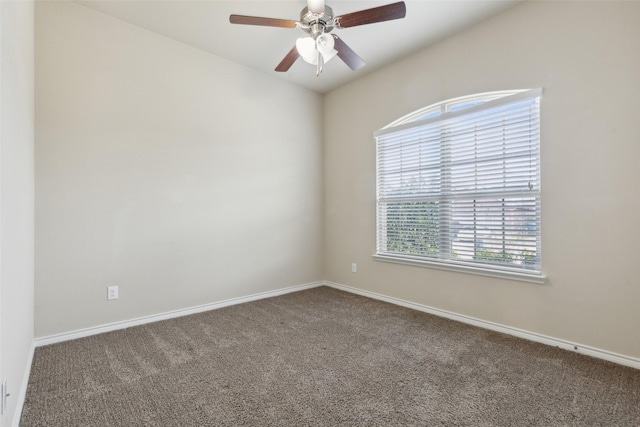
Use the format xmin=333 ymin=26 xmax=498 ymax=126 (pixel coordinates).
xmin=373 ymin=89 xmax=545 ymax=284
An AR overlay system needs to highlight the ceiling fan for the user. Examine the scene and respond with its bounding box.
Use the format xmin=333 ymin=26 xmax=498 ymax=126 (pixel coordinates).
xmin=229 ymin=0 xmax=407 ymax=76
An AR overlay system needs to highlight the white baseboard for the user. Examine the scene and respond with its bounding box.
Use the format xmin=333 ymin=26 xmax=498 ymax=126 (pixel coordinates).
xmin=31 ymin=278 xmax=640 ymax=368
xmin=12 ymin=339 xmax=35 ymax=427
xmin=324 ymin=281 xmax=640 ymax=370
xmin=35 ymin=281 xmax=324 ymax=347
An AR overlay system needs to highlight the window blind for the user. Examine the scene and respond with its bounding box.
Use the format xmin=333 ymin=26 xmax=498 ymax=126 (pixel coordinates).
xmin=375 ymin=89 xmax=541 ymax=274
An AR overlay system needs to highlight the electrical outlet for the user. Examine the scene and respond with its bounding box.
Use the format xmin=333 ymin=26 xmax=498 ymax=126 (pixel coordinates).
xmin=351 ymin=263 xmax=357 ymax=273
xmin=108 ymin=286 xmax=119 ymax=300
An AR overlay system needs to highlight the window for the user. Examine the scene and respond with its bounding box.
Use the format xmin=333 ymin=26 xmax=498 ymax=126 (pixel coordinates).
xmin=374 ymin=89 xmax=543 ymax=283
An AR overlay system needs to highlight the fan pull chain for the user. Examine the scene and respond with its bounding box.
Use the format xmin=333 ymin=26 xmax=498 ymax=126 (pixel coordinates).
xmin=316 ymin=50 xmax=324 ymax=76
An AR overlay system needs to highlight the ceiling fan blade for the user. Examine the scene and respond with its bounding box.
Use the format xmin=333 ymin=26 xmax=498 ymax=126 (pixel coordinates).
xmin=332 ymin=36 xmax=365 ymax=71
xmin=229 ymin=14 xmax=298 ymax=29
xmin=275 ymin=45 xmax=300 ymax=72
xmin=335 ymin=1 xmax=406 ymax=29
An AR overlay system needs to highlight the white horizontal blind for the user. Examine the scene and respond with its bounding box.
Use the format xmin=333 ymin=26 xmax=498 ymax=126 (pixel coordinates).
xmin=376 ymin=89 xmax=541 ymax=274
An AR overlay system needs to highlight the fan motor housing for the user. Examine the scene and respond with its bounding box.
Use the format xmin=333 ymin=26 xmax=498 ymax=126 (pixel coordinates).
xmin=300 ymin=6 xmax=335 ymax=35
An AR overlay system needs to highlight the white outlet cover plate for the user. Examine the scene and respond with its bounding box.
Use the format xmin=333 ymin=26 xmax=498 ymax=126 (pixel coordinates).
xmin=108 ymin=286 xmax=119 ymax=300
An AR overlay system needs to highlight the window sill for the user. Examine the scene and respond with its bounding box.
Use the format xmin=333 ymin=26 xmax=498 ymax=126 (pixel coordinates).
xmin=372 ymin=254 xmax=547 ymax=284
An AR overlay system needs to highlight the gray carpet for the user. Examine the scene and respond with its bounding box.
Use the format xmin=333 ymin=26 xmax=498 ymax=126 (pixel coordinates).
xmin=20 ymin=286 xmax=640 ymax=426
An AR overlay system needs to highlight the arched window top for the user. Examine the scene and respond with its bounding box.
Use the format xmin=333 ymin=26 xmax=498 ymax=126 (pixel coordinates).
xmin=383 ymin=90 xmax=529 ymax=129
xmin=374 ymin=88 xmax=543 ymax=282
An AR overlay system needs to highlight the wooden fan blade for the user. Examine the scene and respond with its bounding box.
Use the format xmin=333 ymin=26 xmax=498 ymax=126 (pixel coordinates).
xmin=335 ymin=1 xmax=406 ymax=29
xmin=275 ymin=45 xmax=300 ymax=72
xmin=229 ymin=14 xmax=298 ymax=28
xmin=333 ymin=36 xmax=365 ymax=71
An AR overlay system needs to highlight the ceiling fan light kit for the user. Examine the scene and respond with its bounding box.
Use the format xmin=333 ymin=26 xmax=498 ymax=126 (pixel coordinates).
xmin=229 ymin=1 xmax=406 ymax=76
xmin=297 ymin=33 xmax=336 ymax=63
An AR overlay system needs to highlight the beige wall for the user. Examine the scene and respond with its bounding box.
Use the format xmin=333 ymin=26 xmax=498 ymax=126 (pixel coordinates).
xmin=324 ymin=1 xmax=640 ymax=359
xmin=35 ymin=2 xmax=323 ymax=337
xmin=34 ymin=0 xmax=640 ymax=362
xmin=1 ymin=0 xmax=35 ymax=425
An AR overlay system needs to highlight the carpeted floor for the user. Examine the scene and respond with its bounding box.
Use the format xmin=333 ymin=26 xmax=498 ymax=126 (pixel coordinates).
xmin=20 ymin=286 xmax=640 ymax=426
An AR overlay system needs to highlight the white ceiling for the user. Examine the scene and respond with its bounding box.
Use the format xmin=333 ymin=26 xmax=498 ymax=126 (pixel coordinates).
xmin=73 ymin=0 xmax=522 ymax=94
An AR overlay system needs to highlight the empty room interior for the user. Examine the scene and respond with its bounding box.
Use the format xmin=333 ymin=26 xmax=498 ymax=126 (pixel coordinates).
xmin=2 ymin=0 xmax=640 ymax=425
